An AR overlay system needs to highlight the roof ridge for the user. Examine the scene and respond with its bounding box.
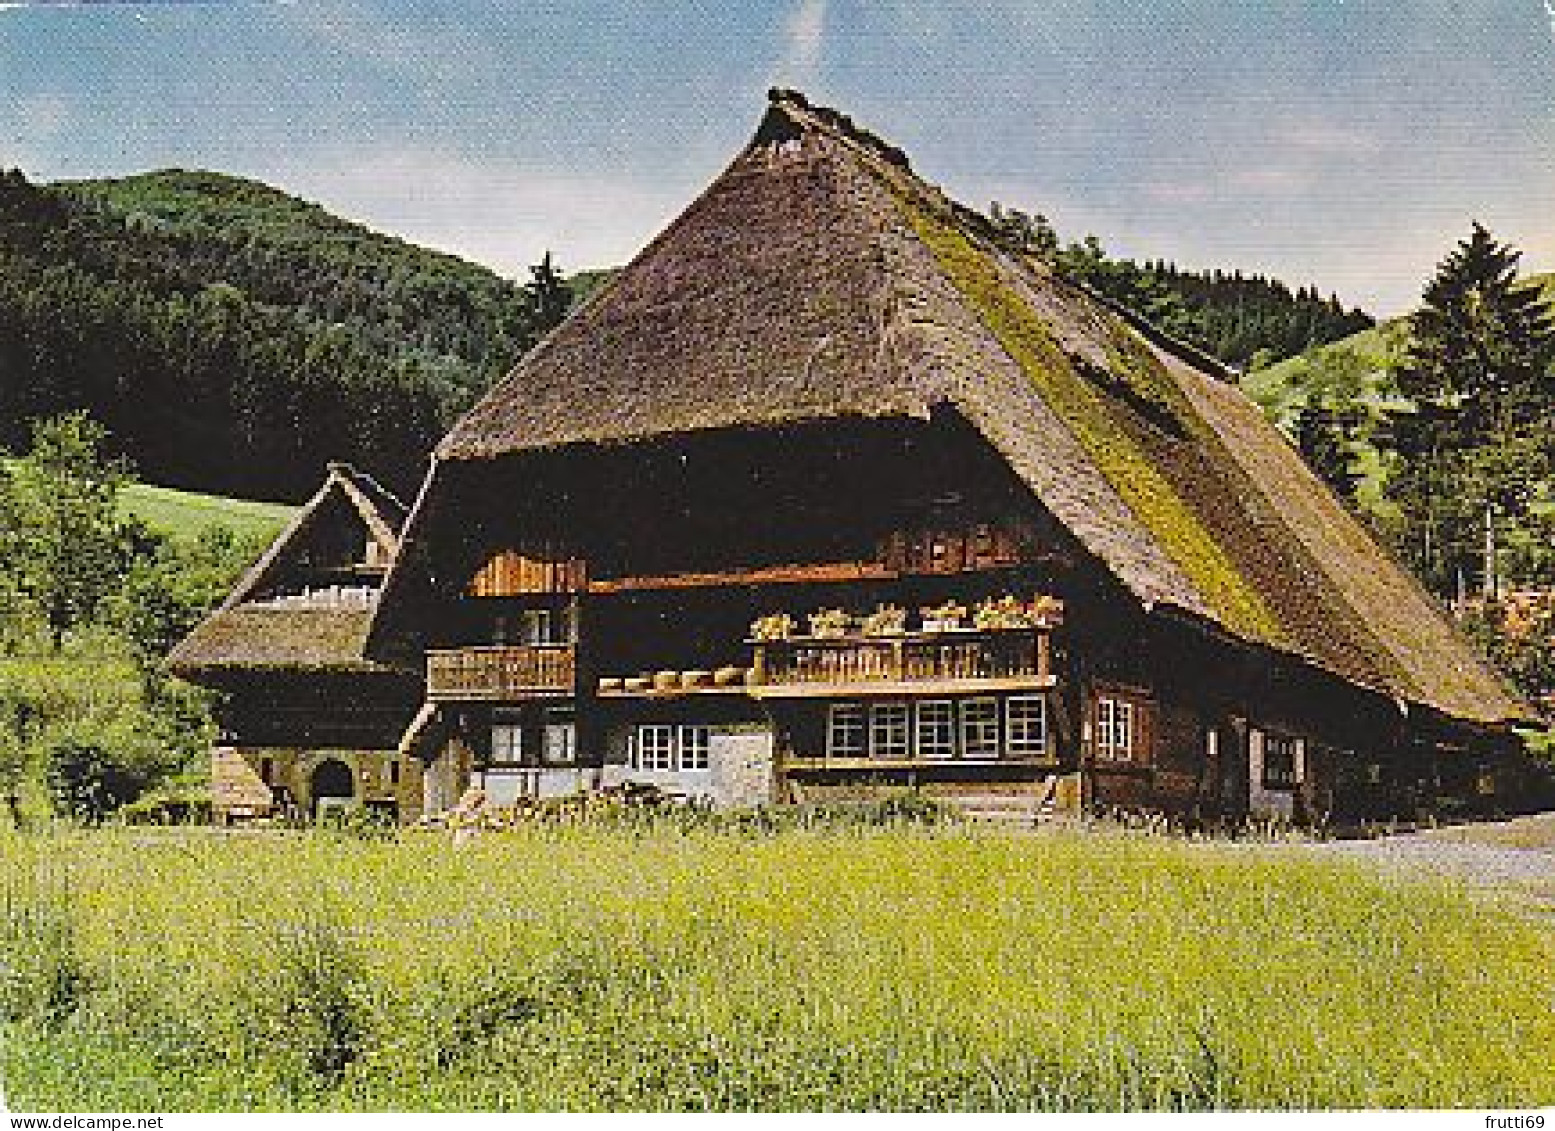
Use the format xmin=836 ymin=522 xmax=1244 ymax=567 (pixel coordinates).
xmin=765 ymin=88 xmax=913 ymax=171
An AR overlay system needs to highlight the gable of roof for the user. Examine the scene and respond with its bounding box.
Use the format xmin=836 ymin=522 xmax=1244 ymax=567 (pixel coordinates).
xmin=170 ymin=462 xmax=408 ymax=676
xmin=402 ymin=90 xmax=1529 ymax=727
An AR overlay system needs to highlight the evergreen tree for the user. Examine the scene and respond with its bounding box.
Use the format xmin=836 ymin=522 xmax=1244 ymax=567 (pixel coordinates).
xmin=1390 ymin=223 xmax=1555 ymax=595
xmin=525 ymin=252 xmax=573 ymax=338
xmin=1292 ymin=345 xmax=1371 ymax=504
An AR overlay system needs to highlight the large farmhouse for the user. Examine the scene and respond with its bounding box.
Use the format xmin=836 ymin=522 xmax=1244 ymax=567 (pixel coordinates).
xmin=174 ymin=91 xmax=1537 ymax=827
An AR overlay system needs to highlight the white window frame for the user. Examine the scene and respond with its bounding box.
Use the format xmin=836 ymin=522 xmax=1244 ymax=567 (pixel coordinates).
xmin=678 ymin=725 xmax=711 ymax=772
xmin=960 ymin=697 xmax=1001 ymax=760
xmin=635 ymin=724 xmax=675 ymax=772
xmin=491 ymin=723 xmax=524 ymax=765
xmin=915 ymin=700 xmax=957 ymax=760
xmin=870 ymin=702 xmax=911 ymax=760
xmin=827 ymin=703 xmax=867 ymax=758
xmin=1005 ymin=695 xmax=1047 ymax=759
xmin=1095 ymin=695 xmax=1136 ymax=762
xmin=542 ymin=722 xmax=576 ymax=766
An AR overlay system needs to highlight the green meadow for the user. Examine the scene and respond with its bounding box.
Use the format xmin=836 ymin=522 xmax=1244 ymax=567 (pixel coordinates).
xmin=119 ymin=480 xmax=296 ymax=544
xmin=3 ymin=823 xmax=1551 ymax=1112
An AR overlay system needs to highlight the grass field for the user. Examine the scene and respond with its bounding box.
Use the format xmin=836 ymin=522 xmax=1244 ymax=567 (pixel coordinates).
xmin=3 ymin=822 xmax=1552 ymax=1112
xmin=119 ymin=480 xmax=296 ymax=543
xmin=3 ymin=458 xmax=296 ymax=545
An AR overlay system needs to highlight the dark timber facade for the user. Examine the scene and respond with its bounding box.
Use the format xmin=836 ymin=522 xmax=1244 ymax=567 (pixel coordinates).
xmin=175 ymin=92 xmax=1540 ymax=827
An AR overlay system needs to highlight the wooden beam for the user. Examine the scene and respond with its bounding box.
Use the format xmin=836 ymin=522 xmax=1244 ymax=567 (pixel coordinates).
xmin=587 ymin=561 xmax=896 ymax=594
xmin=748 ymin=675 xmax=1057 ymax=699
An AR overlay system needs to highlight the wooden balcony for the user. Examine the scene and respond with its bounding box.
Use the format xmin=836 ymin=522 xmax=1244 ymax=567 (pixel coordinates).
xmin=749 ymin=628 xmax=1053 ymax=697
xmin=427 ymin=645 xmax=575 ymax=701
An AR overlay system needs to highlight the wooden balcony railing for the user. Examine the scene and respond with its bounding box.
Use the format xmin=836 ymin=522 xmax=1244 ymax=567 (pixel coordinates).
xmin=427 ymin=645 xmax=575 ymax=700
xmin=751 ymin=628 xmax=1052 ymax=694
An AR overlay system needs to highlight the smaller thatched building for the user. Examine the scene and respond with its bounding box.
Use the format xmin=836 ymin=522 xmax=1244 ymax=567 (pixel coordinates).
xmin=170 ymin=463 xmax=423 ymax=821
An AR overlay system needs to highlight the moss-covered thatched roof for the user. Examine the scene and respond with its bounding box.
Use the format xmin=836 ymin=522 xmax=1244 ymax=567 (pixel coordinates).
xmin=405 ymin=90 xmax=1527 ymax=726
xmin=170 ymin=462 xmax=407 ymax=676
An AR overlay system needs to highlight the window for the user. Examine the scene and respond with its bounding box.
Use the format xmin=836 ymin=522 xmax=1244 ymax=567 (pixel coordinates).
xmin=491 ymin=724 xmax=524 ymax=764
xmin=259 ymin=757 xmax=274 ymax=784
xmin=870 ymin=702 xmax=911 ymax=760
xmin=678 ymin=725 xmax=711 ymax=772
xmin=631 ymin=724 xmax=711 ymax=773
xmin=543 ymin=723 xmax=576 ymax=766
xmin=523 ymin=607 xmax=575 ymax=645
xmin=960 ymin=698 xmax=1001 ymax=759
xmin=1005 ymin=695 xmax=1047 ymax=758
xmin=635 ymin=724 xmax=675 ymax=772
xmin=915 ymin=701 xmax=956 ymax=760
xmin=827 ymin=704 xmax=867 ymax=758
xmin=1263 ymin=734 xmax=1301 ymax=789
xmin=389 ymin=759 xmax=401 ymax=785
xmin=1095 ymin=696 xmax=1136 ymax=761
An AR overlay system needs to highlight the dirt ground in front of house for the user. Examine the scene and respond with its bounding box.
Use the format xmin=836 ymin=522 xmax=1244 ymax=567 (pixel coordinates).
xmin=1289 ymin=811 xmax=1555 ymax=913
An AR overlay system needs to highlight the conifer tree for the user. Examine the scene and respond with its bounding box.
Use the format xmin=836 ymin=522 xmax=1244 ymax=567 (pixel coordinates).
xmin=1391 ymin=223 xmax=1555 ymax=595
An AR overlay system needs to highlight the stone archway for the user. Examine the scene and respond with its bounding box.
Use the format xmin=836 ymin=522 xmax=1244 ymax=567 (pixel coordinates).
xmin=309 ymin=757 xmax=355 ymax=817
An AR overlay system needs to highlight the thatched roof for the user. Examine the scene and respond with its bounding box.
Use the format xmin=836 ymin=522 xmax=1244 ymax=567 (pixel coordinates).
xmin=400 ymin=90 xmax=1529 ymax=727
xmin=172 ymin=605 xmax=381 ymax=673
xmin=170 ymin=463 xmax=407 ymax=676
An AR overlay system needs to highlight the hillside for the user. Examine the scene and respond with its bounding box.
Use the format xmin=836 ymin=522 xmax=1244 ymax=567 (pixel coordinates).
xmin=1235 ymin=272 xmax=1555 ymax=514
xmin=1246 ymin=271 xmax=1555 ymax=425
xmin=120 ymin=480 xmax=295 ymax=545
xmin=0 ymin=167 xmax=576 ymax=501
xmin=984 ymin=206 xmax=1375 ymax=370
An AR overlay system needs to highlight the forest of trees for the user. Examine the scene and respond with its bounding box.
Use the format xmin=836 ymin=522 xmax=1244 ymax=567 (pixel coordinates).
xmin=0 ymin=168 xmax=577 ymax=502
xmin=986 ymin=202 xmax=1374 ymax=370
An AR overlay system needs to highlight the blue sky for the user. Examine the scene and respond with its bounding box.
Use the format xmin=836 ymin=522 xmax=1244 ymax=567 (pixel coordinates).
xmin=2 ymin=1 xmax=1552 ymax=314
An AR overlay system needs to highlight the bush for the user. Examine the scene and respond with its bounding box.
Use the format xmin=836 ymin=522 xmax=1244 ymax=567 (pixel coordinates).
xmin=44 ymin=739 xmax=144 ymax=824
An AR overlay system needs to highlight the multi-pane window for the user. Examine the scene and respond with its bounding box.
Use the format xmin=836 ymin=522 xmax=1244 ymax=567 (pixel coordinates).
xmin=491 ymin=724 xmax=524 ymax=764
xmin=960 ymin=698 xmax=1001 ymax=759
xmin=1005 ymin=695 xmax=1047 ymax=758
xmin=678 ymin=725 xmax=711 ymax=771
xmin=915 ymin=700 xmax=957 ymax=760
xmin=827 ymin=704 xmax=867 ymax=757
xmin=1095 ymin=696 xmax=1136 ymax=761
xmin=1263 ymin=734 xmax=1300 ymax=789
xmin=870 ymin=703 xmax=911 ymax=759
xmin=631 ymin=724 xmax=711 ymax=772
xmin=635 ymin=724 xmax=675 ymax=772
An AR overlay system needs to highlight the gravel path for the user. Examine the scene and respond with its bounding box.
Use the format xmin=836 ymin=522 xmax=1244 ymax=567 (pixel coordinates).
xmin=1289 ymin=814 xmax=1555 ymax=909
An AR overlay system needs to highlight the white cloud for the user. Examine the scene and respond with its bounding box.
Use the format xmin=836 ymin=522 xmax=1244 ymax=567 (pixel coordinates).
xmin=775 ymin=0 xmax=827 ymax=87
xmin=264 ymin=146 xmax=700 ymax=278
xmin=15 ymin=94 xmax=72 ymax=139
